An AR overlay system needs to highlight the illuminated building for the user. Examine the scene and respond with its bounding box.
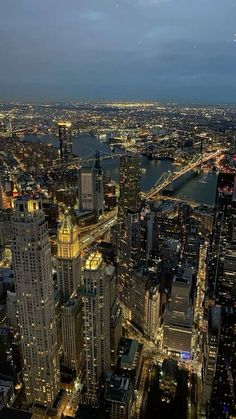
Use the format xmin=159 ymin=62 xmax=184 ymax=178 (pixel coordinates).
xmin=57 ymin=210 xmax=81 ymax=301
xmin=58 ymin=121 xmax=72 ymax=162
xmin=11 ymin=197 xmax=60 ymax=406
xmin=118 ymin=156 xmax=142 ymax=319
xmin=104 ymin=176 xmax=117 ymax=211
xmin=210 ymin=307 xmax=236 ymax=419
xmin=220 ymin=242 xmax=236 ymax=306
xmin=80 ymin=252 xmax=110 ymax=406
xmin=78 ymin=166 xmax=104 ymax=219
xmin=202 ymin=306 xmax=221 ymax=410
xmin=118 ymin=155 xmax=141 ymax=227
xmin=131 ymin=268 xmax=160 ymax=341
xmin=118 ymin=210 xmax=141 ymax=320
xmin=144 ymin=285 xmax=160 ymax=342
xmin=163 ymin=266 xmax=193 ymax=355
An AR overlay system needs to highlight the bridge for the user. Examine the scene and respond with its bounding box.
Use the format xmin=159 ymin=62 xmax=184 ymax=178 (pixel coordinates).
xmin=146 ymin=149 xmax=223 ymax=200
xmin=65 ymin=150 xmax=222 ymax=250
xmin=52 ymin=149 xmax=129 ymax=170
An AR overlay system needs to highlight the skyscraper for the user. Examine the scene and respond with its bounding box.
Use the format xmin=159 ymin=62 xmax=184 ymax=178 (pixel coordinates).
xmin=78 ymin=166 xmax=104 ymax=219
xmin=210 ymin=307 xmax=236 ymax=419
xmin=61 ymin=296 xmax=83 ymax=376
xmin=119 ymin=210 xmax=141 ymax=320
xmin=80 ymin=252 xmax=110 ymax=406
xmin=58 ymin=121 xmax=72 ymax=162
xmin=163 ymin=265 xmax=194 ymax=355
xmin=57 ymin=210 xmax=81 ymax=301
xmin=11 ymin=197 xmax=60 ymax=406
xmin=118 ymin=155 xmax=141 ymax=320
xmin=118 ymin=155 xmax=141 ymax=226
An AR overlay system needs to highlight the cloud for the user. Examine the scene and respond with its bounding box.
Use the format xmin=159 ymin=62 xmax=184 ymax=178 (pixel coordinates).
xmin=79 ymin=11 xmax=105 ymax=22
xmin=135 ymin=0 xmax=171 ymax=5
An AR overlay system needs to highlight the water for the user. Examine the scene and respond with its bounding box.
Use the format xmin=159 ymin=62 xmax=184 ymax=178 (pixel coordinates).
xmin=175 ymin=172 xmax=217 ymax=206
xmin=23 ymin=134 xmax=217 ymax=205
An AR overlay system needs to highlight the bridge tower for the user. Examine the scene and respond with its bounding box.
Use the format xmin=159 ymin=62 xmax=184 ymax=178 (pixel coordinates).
xmin=95 ymin=150 xmax=101 ymax=171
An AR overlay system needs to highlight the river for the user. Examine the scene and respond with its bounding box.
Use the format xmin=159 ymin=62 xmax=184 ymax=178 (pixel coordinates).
xmin=23 ymin=134 xmax=217 ymax=205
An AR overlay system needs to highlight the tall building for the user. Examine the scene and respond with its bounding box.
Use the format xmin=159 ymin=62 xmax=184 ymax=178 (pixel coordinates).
xmin=210 ymin=307 xmax=236 ymax=419
xmin=78 ymin=166 xmax=104 ymax=219
xmin=163 ymin=265 xmax=193 ymax=355
xmin=144 ymin=285 xmax=160 ymax=342
xmin=61 ymin=296 xmax=83 ymax=376
xmin=57 ymin=210 xmax=81 ymax=301
xmin=220 ymin=242 xmax=236 ymax=306
xmin=118 ymin=210 xmax=141 ymax=320
xmin=80 ymin=252 xmax=110 ymax=406
xmin=202 ymin=306 xmax=221 ymax=410
xmin=140 ymin=206 xmax=154 ymax=262
xmin=117 ymin=155 xmax=141 ymax=320
xmin=58 ymin=121 xmax=72 ymax=162
xmin=11 ymin=197 xmax=60 ymax=406
xmin=118 ymin=155 xmax=141 ymax=226
xmin=131 ymin=268 xmax=160 ymax=341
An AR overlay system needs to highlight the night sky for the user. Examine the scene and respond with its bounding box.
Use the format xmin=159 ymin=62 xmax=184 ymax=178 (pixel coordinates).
xmin=0 ymin=0 xmax=236 ymax=103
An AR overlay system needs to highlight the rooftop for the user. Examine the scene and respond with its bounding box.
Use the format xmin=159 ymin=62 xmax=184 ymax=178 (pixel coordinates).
xmin=105 ymin=376 xmax=132 ymax=404
xmin=119 ymin=338 xmax=142 ymax=368
xmin=84 ymin=252 xmax=103 ymax=271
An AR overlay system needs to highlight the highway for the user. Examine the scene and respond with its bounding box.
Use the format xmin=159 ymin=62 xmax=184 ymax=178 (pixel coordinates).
xmin=78 ymin=209 xmax=117 ymax=251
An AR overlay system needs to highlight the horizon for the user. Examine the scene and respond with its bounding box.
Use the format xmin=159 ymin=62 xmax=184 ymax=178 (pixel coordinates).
xmin=1 ymin=99 xmax=236 ymax=108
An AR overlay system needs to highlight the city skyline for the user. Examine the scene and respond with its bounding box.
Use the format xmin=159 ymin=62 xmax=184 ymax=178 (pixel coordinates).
xmin=0 ymin=0 xmax=236 ymax=103
xmin=0 ymin=101 xmax=235 ymax=417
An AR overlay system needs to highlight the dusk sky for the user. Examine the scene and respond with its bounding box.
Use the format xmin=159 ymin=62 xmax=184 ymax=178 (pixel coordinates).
xmin=0 ymin=0 xmax=236 ymax=103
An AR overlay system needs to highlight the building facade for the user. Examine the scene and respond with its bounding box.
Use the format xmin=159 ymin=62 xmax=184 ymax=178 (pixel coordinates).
xmin=57 ymin=210 xmax=80 ymax=301
xmin=58 ymin=121 xmax=72 ymax=162
xmin=61 ymin=296 xmax=83 ymax=376
xmin=80 ymin=252 xmax=110 ymax=406
xmin=12 ymin=197 xmax=60 ymax=406
xmin=78 ymin=166 xmax=104 ymax=219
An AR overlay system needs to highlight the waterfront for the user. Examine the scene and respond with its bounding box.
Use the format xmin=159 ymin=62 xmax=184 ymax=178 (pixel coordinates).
xmin=23 ymin=134 xmax=217 ymax=205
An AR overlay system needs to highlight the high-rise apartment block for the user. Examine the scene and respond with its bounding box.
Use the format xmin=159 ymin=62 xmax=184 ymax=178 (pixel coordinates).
xmin=80 ymin=252 xmax=110 ymax=406
xmin=12 ymin=197 xmax=60 ymax=406
xmin=58 ymin=121 xmax=72 ymax=162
